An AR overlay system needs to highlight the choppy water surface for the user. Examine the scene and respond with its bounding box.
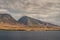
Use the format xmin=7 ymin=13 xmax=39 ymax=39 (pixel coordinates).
xmin=0 ymin=31 xmax=60 ymax=40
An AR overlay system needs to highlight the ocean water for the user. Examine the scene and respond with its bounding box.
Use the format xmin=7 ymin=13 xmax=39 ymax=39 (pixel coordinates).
xmin=0 ymin=31 xmax=60 ymax=40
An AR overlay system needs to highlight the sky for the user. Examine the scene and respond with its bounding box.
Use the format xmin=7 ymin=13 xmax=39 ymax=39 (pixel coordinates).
xmin=0 ymin=0 xmax=60 ymax=26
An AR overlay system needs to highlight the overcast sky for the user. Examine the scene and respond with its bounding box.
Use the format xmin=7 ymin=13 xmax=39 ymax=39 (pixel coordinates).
xmin=0 ymin=0 xmax=60 ymax=26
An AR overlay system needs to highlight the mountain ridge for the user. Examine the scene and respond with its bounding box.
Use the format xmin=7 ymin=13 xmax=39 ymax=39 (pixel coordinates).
xmin=0 ymin=14 xmax=18 ymax=25
xmin=18 ymin=16 xmax=59 ymax=27
xmin=0 ymin=14 xmax=59 ymax=31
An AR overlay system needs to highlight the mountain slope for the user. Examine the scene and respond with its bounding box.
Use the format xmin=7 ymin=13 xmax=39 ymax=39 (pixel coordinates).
xmin=0 ymin=14 xmax=18 ymax=25
xmin=18 ymin=16 xmax=59 ymax=27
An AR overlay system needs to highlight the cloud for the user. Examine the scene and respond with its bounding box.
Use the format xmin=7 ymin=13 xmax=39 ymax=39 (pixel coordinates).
xmin=0 ymin=9 xmax=9 ymax=13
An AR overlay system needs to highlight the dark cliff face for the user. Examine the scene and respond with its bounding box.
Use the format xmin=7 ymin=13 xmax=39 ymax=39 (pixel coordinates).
xmin=18 ymin=16 xmax=43 ymax=25
xmin=18 ymin=16 xmax=29 ymax=25
xmin=18 ymin=16 xmax=59 ymax=27
xmin=0 ymin=14 xmax=17 ymax=24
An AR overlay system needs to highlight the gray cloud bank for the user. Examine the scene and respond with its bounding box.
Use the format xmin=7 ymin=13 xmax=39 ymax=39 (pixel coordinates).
xmin=0 ymin=0 xmax=60 ymax=25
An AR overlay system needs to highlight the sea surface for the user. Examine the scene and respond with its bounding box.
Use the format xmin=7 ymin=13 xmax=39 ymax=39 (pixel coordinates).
xmin=0 ymin=31 xmax=60 ymax=40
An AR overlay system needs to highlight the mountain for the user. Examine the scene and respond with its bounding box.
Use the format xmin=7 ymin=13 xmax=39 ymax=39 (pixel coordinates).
xmin=18 ymin=16 xmax=59 ymax=27
xmin=0 ymin=14 xmax=17 ymax=25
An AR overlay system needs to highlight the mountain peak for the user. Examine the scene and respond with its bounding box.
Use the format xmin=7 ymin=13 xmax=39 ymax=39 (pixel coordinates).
xmin=20 ymin=16 xmax=30 ymax=18
xmin=0 ymin=14 xmax=10 ymax=17
xmin=18 ymin=16 xmax=29 ymax=25
xmin=18 ymin=16 xmax=59 ymax=27
xmin=0 ymin=13 xmax=17 ymax=25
